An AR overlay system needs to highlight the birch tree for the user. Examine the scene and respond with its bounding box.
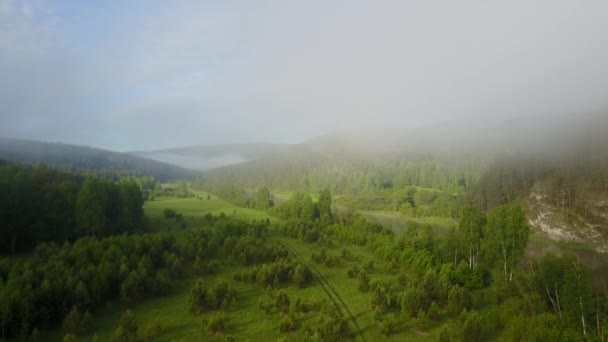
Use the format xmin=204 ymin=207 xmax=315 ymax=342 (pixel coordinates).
xmin=458 ymin=206 xmax=486 ymax=269
xmin=486 ymin=203 xmax=529 ymax=282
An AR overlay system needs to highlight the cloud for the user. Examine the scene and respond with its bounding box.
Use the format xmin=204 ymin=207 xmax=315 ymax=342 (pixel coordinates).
xmin=1 ymin=0 xmax=608 ymax=150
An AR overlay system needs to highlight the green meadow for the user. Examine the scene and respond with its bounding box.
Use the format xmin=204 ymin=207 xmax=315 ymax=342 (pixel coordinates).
xmin=40 ymin=193 xmax=446 ymax=341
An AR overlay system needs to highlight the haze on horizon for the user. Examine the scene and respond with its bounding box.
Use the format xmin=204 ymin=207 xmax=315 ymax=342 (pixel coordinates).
xmin=1 ymin=0 xmax=608 ymax=152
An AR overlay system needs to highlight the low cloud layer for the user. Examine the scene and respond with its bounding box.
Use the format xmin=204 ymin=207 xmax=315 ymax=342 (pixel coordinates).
xmin=1 ymin=0 xmax=607 ymax=151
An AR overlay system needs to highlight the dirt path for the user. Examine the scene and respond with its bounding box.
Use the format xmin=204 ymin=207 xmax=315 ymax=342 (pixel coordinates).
xmin=278 ymin=240 xmax=366 ymax=342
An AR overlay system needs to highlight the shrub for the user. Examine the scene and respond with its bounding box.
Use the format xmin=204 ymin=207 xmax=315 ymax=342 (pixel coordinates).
xmin=207 ymin=313 xmax=228 ymax=334
xmin=379 ymin=314 xmax=398 ymax=337
xmin=275 ymin=290 xmax=291 ymax=314
xmin=62 ymin=333 xmax=77 ymax=342
xmin=447 ymin=285 xmax=471 ymax=316
xmin=400 ymin=285 xmax=426 ymax=317
xmin=358 ymin=269 xmax=370 ymax=292
xmin=462 ymin=311 xmax=482 ymax=341
xmin=416 ymin=309 xmax=429 ymax=331
xmin=62 ymin=306 xmax=93 ymax=336
xmin=347 ymin=265 xmax=360 ymax=278
xmin=438 ymin=326 xmax=451 ymax=342
xmin=279 ymin=314 xmax=297 ymax=333
xmin=143 ymin=319 xmax=162 ymax=341
xmin=428 ymin=301 xmax=440 ymax=321
xmin=258 ymin=297 xmax=274 ymax=314
xmin=189 ymin=279 xmax=236 ymax=314
xmin=163 ymin=209 xmax=177 ymax=219
xmin=110 ymin=310 xmax=137 ymax=342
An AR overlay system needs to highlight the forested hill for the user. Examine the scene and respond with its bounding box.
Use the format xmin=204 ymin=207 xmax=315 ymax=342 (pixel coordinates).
xmin=198 ymin=114 xmax=608 ymax=192
xmin=0 ymin=137 xmax=198 ymax=181
xmin=196 ymin=114 xmax=608 ymax=251
xmin=129 ymin=143 xmax=291 ymax=171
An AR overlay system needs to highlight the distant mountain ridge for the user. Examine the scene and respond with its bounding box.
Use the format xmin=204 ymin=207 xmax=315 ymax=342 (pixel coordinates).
xmin=0 ymin=137 xmax=197 ymax=181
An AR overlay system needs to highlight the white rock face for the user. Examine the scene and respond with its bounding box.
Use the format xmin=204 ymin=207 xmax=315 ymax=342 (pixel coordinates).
xmin=527 ymin=182 xmax=608 ymax=253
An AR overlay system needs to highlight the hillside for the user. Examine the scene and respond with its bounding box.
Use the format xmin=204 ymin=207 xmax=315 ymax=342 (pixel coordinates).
xmin=0 ymin=137 xmax=197 ymax=181
xmin=129 ymin=143 xmax=291 ymax=170
xmin=197 ymin=114 xmax=608 ymax=252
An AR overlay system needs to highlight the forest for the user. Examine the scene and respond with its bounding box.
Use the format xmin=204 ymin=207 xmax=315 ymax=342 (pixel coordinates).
xmin=0 ymin=158 xmax=606 ymax=341
xmin=3 ymin=1 xmax=608 ymax=340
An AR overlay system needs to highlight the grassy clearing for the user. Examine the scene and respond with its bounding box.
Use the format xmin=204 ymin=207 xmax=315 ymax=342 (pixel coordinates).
xmin=146 ymin=189 xmax=271 ymax=221
xmin=145 ymin=190 xmax=273 ymax=234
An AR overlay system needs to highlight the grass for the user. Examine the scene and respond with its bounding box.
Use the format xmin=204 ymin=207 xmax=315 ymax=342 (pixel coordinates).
xmin=147 ymin=189 xmax=272 ymax=221
xmin=41 ymin=262 xmax=329 ymax=341
xmin=275 ymin=237 xmax=441 ymax=341
xmin=138 ymin=192 xmax=456 ymax=341
xmin=145 ymin=189 xmax=273 ymax=234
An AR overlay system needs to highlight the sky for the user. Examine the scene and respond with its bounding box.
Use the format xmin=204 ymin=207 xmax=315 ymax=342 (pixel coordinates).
xmin=1 ymin=0 xmax=607 ymax=151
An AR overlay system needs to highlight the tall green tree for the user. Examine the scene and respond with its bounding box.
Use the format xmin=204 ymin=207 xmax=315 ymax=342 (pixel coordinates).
xmin=255 ymin=187 xmax=273 ymax=210
xmin=318 ymin=189 xmax=332 ymax=219
xmin=486 ymin=203 xmax=530 ymax=282
xmin=75 ymin=178 xmax=109 ymax=237
xmin=458 ymin=206 xmax=486 ymax=269
xmin=111 ymin=310 xmax=137 ymax=342
xmin=300 ymin=194 xmax=316 ymax=221
xmin=118 ymin=180 xmax=144 ymax=233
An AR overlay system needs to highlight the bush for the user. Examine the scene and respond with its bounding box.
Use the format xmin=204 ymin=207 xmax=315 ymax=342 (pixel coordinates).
xmin=62 ymin=306 xmax=93 ymax=336
xmin=143 ymin=319 xmax=162 ymax=341
xmin=189 ymin=279 xmax=236 ymax=314
xmin=258 ymin=297 xmax=274 ymax=314
xmin=358 ymin=269 xmax=370 ymax=292
xmin=347 ymin=265 xmax=360 ymax=278
xmin=110 ymin=310 xmax=138 ymax=342
xmin=400 ymin=285 xmax=427 ymax=317
xmin=447 ymin=285 xmax=471 ymax=316
xmin=428 ymin=301 xmax=440 ymax=321
xmin=62 ymin=333 xmax=77 ymax=342
xmin=207 ymin=313 xmax=228 ymax=334
xmin=416 ymin=309 xmax=429 ymax=331
xmin=163 ymin=209 xmax=177 ymax=219
xmin=275 ymin=290 xmax=291 ymax=314
xmin=462 ymin=311 xmax=482 ymax=341
xmin=314 ymin=304 xmax=351 ymax=340
xmin=438 ymin=326 xmax=451 ymax=342
xmin=279 ymin=314 xmax=297 ymax=333
xmin=379 ymin=314 xmax=398 ymax=337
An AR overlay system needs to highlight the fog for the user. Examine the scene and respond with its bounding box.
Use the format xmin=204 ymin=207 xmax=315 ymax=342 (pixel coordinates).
xmin=1 ymin=0 xmax=608 ymax=151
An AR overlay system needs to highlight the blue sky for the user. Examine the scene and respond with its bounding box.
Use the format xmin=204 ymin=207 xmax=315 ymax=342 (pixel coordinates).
xmin=1 ymin=0 xmax=608 ymax=151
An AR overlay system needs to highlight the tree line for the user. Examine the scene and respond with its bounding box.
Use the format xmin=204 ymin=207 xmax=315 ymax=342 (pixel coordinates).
xmin=0 ymin=164 xmax=147 ymax=254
